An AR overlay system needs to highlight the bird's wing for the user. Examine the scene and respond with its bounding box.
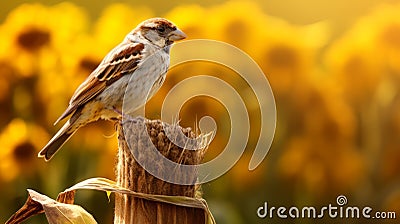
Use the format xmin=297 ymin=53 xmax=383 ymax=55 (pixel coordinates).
xmin=54 ymin=42 xmax=145 ymax=124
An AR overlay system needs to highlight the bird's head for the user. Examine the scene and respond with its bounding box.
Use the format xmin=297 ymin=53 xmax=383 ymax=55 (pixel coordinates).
xmin=131 ymin=18 xmax=186 ymax=48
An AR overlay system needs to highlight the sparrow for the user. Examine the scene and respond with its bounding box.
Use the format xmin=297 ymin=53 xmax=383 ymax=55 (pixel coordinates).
xmin=38 ymin=18 xmax=186 ymax=161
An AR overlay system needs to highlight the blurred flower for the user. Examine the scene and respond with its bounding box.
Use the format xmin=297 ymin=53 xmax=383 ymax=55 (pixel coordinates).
xmin=365 ymin=4 xmax=400 ymax=72
xmin=261 ymin=41 xmax=306 ymax=96
xmin=278 ymin=136 xmax=365 ymax=194
xmin=93 ymin=3 xmax=154 ymax=55
xmin=277 ymin=78 xmax=364 ymax=194
xmin=0 ymin=119 xmax=49 ymax=183
xmin=0 ymin=3 xmax=90 ymax=125
xmin=325 ymin=32 xmax=382 ymax=106
xmin=0 ymin=3 xmax=88 ymax=76
xmin=324 ymin=4 xmax=400 ymax=106
xmin=207 ymin=1 xmax=269 ymax=51
xmin=324 ymin=3 xmax=400 ymax=201
xmin=256 ymin=21 xmax=327 ymax=97
xmin=291 ymin=80 xmax=356 ymax=142
xmin=165 ymin=5 xmax=207 ymax=39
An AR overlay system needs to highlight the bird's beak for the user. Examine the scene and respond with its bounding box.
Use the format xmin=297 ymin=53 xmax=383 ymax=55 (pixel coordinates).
xmin=168 ymin=28 xmax=187 ymax=41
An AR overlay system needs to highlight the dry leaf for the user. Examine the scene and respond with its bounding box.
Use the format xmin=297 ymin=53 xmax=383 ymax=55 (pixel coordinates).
xmin=6 ymin=189 xmax=97 ymax=224
xmin=64 ymin=177 xmax=216 ymax=224
xmin=6 ymin=190 xmax=44 ymax=224
xmin=7 ymin=177 xmax=215 ymax=224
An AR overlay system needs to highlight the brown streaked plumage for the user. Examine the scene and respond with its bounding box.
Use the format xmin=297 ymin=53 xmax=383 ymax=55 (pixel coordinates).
xmin=38 ymin=18 xmax=186 ymax=161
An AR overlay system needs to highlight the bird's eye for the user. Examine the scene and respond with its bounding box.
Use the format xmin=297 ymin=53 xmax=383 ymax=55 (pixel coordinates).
xmin=156 ymin=27 xmax=165 ymax=33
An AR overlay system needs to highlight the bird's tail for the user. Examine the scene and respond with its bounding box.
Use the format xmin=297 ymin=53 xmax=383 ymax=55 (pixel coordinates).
xmin=38 ymin=120 xmax=76 ymax=161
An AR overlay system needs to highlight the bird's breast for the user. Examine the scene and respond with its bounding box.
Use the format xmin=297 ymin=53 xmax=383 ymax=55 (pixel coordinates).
xmin=123 ymin=49 xmax=169 ymax=113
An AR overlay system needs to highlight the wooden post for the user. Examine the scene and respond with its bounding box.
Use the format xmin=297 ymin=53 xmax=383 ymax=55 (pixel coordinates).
xmin=114 ymin=118 xmax=207 ymax=224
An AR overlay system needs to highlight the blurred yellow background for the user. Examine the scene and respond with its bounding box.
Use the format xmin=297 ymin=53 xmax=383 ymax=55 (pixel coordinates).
xmin=1 ymin=0 xmax=400 ymax=223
